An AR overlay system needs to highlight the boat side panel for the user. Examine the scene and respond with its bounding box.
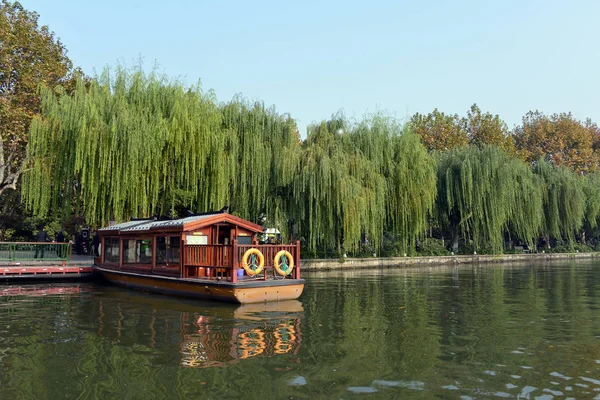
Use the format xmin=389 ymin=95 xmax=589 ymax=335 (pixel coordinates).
xmin=101 ymin=270 xmax=303 ymax=304
xmin=233 ymin=284 xmax=304 ymax=303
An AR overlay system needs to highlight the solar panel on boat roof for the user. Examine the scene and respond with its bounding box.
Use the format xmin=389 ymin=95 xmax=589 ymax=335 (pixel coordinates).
xmin=120 ymin=214 xmax=218 ymax=232
xmin=98 ymin=220 xmax=152 ymax=231
xmin=98 ymin=212 xmax=226 ymax=232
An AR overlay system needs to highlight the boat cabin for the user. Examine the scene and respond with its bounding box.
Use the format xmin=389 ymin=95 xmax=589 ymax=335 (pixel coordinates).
xmin=96 ymin=211 xmax=300 ymax=283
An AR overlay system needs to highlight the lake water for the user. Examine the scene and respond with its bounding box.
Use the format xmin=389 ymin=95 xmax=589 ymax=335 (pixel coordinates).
xmin=0 ymin=260 xmax=599 ymax=399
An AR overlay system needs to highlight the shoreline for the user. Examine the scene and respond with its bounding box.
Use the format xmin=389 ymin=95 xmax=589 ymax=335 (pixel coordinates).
xmin=3 ymin=251 xmax=599 ymax=271
xmin=301 ymin=251 xmax=600 ymax=271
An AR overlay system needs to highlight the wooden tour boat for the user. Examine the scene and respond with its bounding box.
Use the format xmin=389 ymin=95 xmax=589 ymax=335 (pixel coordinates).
xmin=93 ymin=210 xmax=304 ymax=304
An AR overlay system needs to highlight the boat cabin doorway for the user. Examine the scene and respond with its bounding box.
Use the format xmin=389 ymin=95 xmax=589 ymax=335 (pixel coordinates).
xmin=216 ymin=225 xmax=232 ymax=245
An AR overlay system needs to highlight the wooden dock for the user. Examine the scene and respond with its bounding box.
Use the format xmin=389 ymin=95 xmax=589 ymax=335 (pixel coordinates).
xmin=0 ymin=254 xmax=94 ymax=281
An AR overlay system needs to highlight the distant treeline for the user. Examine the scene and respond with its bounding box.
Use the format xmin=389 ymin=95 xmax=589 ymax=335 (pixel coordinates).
xmin=21 ymin=68 xmax=600 ymax=256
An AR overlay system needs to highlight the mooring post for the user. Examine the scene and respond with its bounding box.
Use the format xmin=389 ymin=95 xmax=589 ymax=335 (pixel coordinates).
xmin=231 ymin=239 xmax=238 ymax=283
xmin=295 ymin=240 xmax=301 ymax=279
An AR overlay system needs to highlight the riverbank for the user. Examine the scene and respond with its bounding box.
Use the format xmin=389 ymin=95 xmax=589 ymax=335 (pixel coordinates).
xmin=4 ymin=252 xmax=600 ymax=272
xmin=301 ymin=251 xmax=600 ymax=271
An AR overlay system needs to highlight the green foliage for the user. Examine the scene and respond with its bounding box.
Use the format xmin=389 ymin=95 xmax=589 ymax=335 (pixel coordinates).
xmin=0 ymin=0 xmax=75 ymax=196
xmin=546 ymin=241 xmax=575 ymax=254
xmin=417 ymin=238 xmax=451 ymax=256
xmin=436 ymin=146 xmax=543 ymax=254
xmin=534 ymin=160 xmax=585 ymax=245
xmin=2 ymin=3 xmax=600 ymax=255
xmin=221 ymin=97 xmax=300 ymax=238
xmin=292 ymin=114 xmax=436 ymax=254
xmin=385 ymin=130 xmax=437 ymax=255
xmin=18 ymin=62 xmax=600 ymax=255
xmin=23 ymin=67 xmax=299 ymax=231
xmin=583 ymin=171 xmax=600 ymax=231
xmin=378 ymin=232 xmax=403 ymax=257
xmin=349 ymin=116 xmax=437 ymax=254
xmin=291 ymin=115 xmax=387 ymax=253
xmin=504 ymin=157 xmax=544 ymax=248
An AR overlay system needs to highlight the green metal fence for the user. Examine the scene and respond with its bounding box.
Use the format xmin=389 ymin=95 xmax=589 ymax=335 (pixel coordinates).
xmin=0 ymin=242 xmax=72 ymax=261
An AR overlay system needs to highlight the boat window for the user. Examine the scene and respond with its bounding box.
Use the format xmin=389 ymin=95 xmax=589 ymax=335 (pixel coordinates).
xmin=237 ymin=236 xmax=252 ymax=245
xmin=123 ymin=239 xmax=153 ymax=264
xmin=157 ymin=236 xmax=180 ymax=265
xmin=103 ymin=237 xmax=120 ymax=263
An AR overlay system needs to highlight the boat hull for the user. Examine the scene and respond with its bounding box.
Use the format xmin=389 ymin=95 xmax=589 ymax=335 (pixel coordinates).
xmin=95 ymin=266 xmax=304 ymax=304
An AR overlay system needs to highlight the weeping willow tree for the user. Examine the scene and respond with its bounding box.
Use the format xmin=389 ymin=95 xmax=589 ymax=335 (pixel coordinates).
xmin=534 ymin=160 xmax=585 ymax=246
xmin=351 ymin=115 xmax=437 ymax=255
xmin=23 ymin=65 xmax=597 ymax=255
xmin=291 ymin=113 xmax=436 ymax=255
xmin=23 ymin=67 xmax=300 ymax=227
xmin=291 ymin=116 xmax=387 ymax=254
xmin=24 ymin=66 xmax=435 ymax=254
xmin=436 ymin=146 xmax=543 ymax=254
xmin=504 ymin=157 xmax=544 ymax=249
xmin=220 ymin=98 xmax=300 ymax=239
xmin=24 ymin=67 xmax=225 ymax=225
xmin=386 ymin=131 xmax=437 ymax=254
xmin=583 ymin=171 xmax=600 ymax=237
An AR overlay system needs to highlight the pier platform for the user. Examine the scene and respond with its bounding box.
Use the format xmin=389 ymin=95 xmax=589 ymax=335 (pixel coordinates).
xmin=0 ymin=255 xmax=94 ymax=281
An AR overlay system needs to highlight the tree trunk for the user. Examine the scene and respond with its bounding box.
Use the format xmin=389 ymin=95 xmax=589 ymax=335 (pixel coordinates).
xmin=0 ymin=140 xmax=22 ymax=196
xmin=451 ymin=221 xmax=459 ymax=254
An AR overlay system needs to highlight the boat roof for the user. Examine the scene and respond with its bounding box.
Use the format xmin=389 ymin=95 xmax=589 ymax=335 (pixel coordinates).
xmin=98 ymin=211 xmax=263 ymax=235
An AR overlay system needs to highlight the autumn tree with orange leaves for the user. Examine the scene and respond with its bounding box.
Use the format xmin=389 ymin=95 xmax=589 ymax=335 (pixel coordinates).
xmin=0 ymin=0 xmax=75 ymax=196
xmin=411 ymin=105 xmax=515 ymax=154
xmin=465 ymin=104 xmax=516 ymax=155
xmin=410 ymin=109 xmax=468 ymax=152
xmin=514 ymin=111 xmax=600 ymax=174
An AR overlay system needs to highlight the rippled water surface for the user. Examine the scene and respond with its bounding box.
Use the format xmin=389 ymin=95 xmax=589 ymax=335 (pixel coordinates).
xmin=1 ymin=260 xmax=600 ymax=399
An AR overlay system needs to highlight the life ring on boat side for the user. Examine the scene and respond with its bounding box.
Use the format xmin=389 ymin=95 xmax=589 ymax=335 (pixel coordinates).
xmin=241 ymin=248 xmax=264 ymax=276
xmin=274 ymin=250 xmax=294 ymax=276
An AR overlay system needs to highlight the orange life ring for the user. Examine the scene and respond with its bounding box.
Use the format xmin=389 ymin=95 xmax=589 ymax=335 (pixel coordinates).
xmin=242 ymin=248 xmax=264 ymax=276
xmin=238 ymin=329 xmax=266 ymax=359
xmin=274 ymin=322 xmax=297 ymax=354
xmin=274 ymin=250 xmax=294 ymax=276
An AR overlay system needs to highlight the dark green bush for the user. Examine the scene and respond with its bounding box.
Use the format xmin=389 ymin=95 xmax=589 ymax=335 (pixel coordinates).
xmin=417 ymin=238 xmax=452 ymax=256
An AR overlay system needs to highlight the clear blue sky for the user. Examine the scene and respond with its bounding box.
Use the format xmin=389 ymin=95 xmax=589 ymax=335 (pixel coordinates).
xmin=22 ymin=0 xmax=600 ymax=137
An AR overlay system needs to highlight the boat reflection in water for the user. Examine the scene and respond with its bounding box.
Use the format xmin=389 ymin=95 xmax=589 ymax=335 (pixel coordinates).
xmin=180 ymin=300 xmax=303 ymax=368
xmin=0 ymin=283 xmax=303 ymax=369
xmin=91 ymin=287 xmax=303 ymax=369
xmin=0 ymin=283 xmax=88 ymax=297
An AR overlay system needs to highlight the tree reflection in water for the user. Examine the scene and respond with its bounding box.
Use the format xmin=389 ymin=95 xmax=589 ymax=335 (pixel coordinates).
xmin=1 ymin=262 xmax=600 ymax=399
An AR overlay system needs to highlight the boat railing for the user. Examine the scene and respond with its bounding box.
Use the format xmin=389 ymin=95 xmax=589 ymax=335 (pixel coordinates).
xmin=0 ymin=242 xmax=72 ymax=262
xmin=184 ymin=240 xmax=301 ymax=282
xmin=234 ymin=243 xmax=300 ymax=280
xmin=186 ymin=244 xmax=232 ymax=268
